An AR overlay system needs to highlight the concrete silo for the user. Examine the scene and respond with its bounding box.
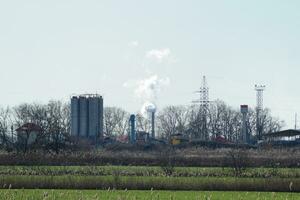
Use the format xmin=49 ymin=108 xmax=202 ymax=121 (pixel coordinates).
xmin=71 ymin=94 xmax=104 ymax=143
xmin=99 ymin=96 xmax=104 ymax=141
xmin=71 ymin=96 xmax=80 ymax=137
xmin=79 ymin=96 xmax=89 ymax=137
xmin=88 ymin=96 xmax=103 ymax=139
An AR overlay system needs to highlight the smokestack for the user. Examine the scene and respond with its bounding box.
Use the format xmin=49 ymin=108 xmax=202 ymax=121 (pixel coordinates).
xmin=151 ymin=111 xmax=155 ymax=139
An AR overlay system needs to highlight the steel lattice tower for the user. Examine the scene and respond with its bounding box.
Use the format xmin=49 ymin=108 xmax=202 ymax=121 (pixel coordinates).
xmin=199 ymin=76 xmax=209 ymax=108
xmin=193 ymin=76 xmax=209 ymax=140
xmin=255 ymin=85 xmax=265 ymax=140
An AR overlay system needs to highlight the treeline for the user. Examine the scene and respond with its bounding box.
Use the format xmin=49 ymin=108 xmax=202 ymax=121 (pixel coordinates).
xmin=104 ymin=100 xmax=284 ymax=142
xmin=0 ymin=100 xmax=284 ymax=152
xmin=156 ymin=100 xmax=284 ymax=141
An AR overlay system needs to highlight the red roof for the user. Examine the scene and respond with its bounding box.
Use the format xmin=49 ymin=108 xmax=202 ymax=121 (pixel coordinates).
xmin=16 ymin=123 xmax=43 ymax=132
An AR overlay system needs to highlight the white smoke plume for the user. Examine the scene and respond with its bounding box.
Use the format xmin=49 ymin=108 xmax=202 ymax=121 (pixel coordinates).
xmin=135 ymin=75 xmax=170 ymax=100
xmin=124 ymin=75 xmax=170 ymax=116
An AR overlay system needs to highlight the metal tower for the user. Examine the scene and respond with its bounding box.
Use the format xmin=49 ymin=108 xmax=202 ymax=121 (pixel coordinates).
xmin=193 ymin=76 xmax=210 ymax=140
xmin=255 ymin=85 xmax=265 ymax=140
xmin=199 ymin=76 xmax=209 ymax=108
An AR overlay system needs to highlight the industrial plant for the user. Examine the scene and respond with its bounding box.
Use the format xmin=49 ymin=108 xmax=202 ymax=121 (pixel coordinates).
xmin=66 ymin=76 xmax=300 ymax=148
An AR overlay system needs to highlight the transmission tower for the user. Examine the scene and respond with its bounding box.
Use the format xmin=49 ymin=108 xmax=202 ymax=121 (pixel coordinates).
xmin=193 ymin=76 xmax=210 ymax=140
xmin=255 ymin=84 xmax=265 ymax=140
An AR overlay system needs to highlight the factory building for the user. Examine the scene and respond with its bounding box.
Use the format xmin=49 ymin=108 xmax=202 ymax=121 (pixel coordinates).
xmin=71 ymin=94 xmax=103 ymax=142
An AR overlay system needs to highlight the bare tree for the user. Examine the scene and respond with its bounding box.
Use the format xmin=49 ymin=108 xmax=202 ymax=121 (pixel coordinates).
xmin=0 ymin=107 xmax=13 ymax=150
xmin=186 ymin=100 xmax=284 ymax=143
xmin=226 ymin=148 xmax=249 ymax=176
xmin=13 ymin=103 xmax=47 ymax=131
xmin=44 ymin=100 xmax=70 ymax=153
xmin=104 ymin=107 xmax=129 ymax=137
xmin=157 ymin=105 xmax=189 ymax=140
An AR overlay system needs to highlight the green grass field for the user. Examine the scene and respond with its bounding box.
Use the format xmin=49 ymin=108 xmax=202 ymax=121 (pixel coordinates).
xmin=0 ymin=190 xmax=298 ymax=200
xmin=0 ymin=166 xmax=299 ymax=191
xmin=0 ymin=165 xmax=299 ymax=178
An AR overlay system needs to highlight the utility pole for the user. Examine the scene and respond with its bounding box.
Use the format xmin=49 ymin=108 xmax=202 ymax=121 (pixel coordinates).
xmin=255 ymin=84 xmax=265 ymax=141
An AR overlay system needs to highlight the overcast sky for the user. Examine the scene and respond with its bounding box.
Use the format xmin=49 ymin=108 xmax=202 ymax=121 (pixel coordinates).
xmin=0 ymin=1 xmax=300 ymax=128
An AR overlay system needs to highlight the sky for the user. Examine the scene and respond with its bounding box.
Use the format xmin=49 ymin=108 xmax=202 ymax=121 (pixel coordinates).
xmin=0 ymin=1 xmax=300 ymax=128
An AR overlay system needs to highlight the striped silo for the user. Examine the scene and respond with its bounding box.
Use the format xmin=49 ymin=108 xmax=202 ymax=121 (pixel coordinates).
xmin=71 ymin=96 xmax=79 ymax=136
xmin=79 ymin=96 xmax=89 ymax=137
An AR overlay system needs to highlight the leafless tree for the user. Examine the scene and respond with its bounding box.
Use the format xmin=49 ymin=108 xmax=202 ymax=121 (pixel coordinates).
xmin=0 ymin=107 xmax=13 ymax=150
xmin=13 ymin=103 xmax=47 ymax=131
xmin=44 ymin=100 xmax=70 ymax=153
xmin=157 ymin=105 xmax=189 ymax=140
xmin=104 ymin=107 xmax=129 ymax=137
xmin=226 ymin=148 xmax=249 ymax=176
xmin=185 ymin=100 xmax=284 ymax=143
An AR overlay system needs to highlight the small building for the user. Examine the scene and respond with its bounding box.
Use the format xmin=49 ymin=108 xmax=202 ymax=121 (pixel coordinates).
xmin=16 ymin=123 xmax=43 ymax=145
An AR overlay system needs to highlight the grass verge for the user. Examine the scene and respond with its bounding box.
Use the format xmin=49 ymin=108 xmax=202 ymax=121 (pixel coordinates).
xmin=0 ymin=166 xmax=299 ymax=178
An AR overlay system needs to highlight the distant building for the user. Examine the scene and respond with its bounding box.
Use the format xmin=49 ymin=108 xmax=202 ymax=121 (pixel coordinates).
xmin=71 ymin=94 xmax=104 ymax=143
xmin=16 ymin=123 xmax=43 ymax=145
xmin=264 ymin=129 xmax=300 ymax=141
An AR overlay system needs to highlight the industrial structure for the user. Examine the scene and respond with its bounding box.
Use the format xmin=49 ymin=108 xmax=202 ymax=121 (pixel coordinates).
xmin=193 ymin=76 xmax=210 ymax=140
xmin=146 ymin=105 xmax=156 ymax=139
xmin=128 ymin=105 xmax=156 ymax=145
xmin=255 ymin=85 xmax=265 ymax=140
xmin=71 ymin=94 xmax=103 ymax=143
xmin=240 ymin=105 xmax=249 ymax=143
xmin=129 ymin=114 xmax=136 ymax=144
